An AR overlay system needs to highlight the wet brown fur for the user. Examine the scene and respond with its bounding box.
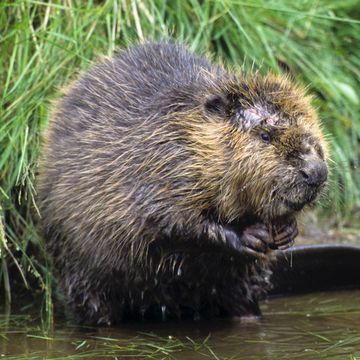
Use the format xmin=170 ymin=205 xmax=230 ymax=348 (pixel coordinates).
xmin=38 ymin=41 xmax=328 ymax=324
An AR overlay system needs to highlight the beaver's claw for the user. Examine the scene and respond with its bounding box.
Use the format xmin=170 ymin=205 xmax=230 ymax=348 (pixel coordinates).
xmin=223 ymin=223 xmax=272 ymax=260
xmin=270 ymin=219 xmax=298 ymax=250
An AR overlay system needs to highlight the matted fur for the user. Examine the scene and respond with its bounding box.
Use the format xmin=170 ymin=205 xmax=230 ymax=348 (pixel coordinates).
xmin=38 ymin=41 xmax=328 ymax=324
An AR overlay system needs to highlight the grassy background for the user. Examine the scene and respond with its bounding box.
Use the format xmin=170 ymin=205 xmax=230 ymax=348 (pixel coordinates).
xmin=0 ymin=0 xmax=359 ymax=309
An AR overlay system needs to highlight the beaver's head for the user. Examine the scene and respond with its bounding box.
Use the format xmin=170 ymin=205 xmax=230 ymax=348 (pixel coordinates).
xmin=204 ymin=73 xmax=328 ymax=223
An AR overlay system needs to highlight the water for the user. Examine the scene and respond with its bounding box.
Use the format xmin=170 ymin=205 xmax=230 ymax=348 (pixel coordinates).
xmin=1 ymin=290 xmax=360 ymax=359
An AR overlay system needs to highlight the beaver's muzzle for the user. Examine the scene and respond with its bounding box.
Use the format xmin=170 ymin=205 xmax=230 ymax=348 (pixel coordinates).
xmin=299 ymin=155 xmax=328 ymax=188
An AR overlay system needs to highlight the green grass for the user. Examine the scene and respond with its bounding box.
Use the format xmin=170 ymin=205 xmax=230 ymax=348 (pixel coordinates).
xmin=0 ymin=0 xmax=359 ymax=310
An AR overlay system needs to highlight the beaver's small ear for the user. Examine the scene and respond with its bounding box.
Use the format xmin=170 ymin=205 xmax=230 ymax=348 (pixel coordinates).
xmin=204 ymin=94 xmax=229 ymax=115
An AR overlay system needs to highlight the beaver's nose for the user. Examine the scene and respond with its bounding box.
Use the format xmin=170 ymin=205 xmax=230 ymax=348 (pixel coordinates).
xmin=299 ymin=157 xmax=328 ymax=187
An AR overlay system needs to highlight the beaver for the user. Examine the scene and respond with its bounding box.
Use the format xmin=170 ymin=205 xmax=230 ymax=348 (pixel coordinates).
xmin=38 ymin=41 xmax=328 ymax=325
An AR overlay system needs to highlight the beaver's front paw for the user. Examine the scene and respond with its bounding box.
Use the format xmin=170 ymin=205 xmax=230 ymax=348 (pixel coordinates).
xmin=270 ymin=219 xmax=298 ymax=250
xmin=224 ymin=223 xmax=272 ymax=260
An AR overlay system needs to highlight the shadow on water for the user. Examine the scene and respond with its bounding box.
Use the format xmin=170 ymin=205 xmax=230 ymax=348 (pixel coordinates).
xmin=1 ymin=244 xmax=360 ymax=359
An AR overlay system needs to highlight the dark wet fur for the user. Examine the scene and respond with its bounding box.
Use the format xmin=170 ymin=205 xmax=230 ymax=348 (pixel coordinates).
xmin=38 ymin=42 xmax=327 ymax=324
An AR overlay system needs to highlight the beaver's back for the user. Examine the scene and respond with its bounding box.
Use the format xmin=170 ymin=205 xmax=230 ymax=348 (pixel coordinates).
xmin=58 ymin=42 xmax=222 ymax=132
xmin=43 ymin=42 xmax=223 ymax=191
xmin=39 ymin=42 xmax=220 ymax=271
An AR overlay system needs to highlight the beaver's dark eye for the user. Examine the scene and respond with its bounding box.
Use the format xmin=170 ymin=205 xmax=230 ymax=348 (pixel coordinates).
xmin=260 ymin=132 xmax=271 ymax=143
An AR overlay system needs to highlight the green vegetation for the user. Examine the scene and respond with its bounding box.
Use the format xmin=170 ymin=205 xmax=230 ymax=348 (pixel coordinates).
xmin=0 ymin=0 xmax=359 ymax=312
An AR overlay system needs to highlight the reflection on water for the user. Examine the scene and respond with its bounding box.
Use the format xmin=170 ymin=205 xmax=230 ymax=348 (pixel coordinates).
xmin=1 ymin=290 xmax=360 ymax=359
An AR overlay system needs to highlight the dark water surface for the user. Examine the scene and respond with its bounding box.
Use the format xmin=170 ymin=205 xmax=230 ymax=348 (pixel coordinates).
xmin=1 ymin=290 xmax=360 ymax=359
